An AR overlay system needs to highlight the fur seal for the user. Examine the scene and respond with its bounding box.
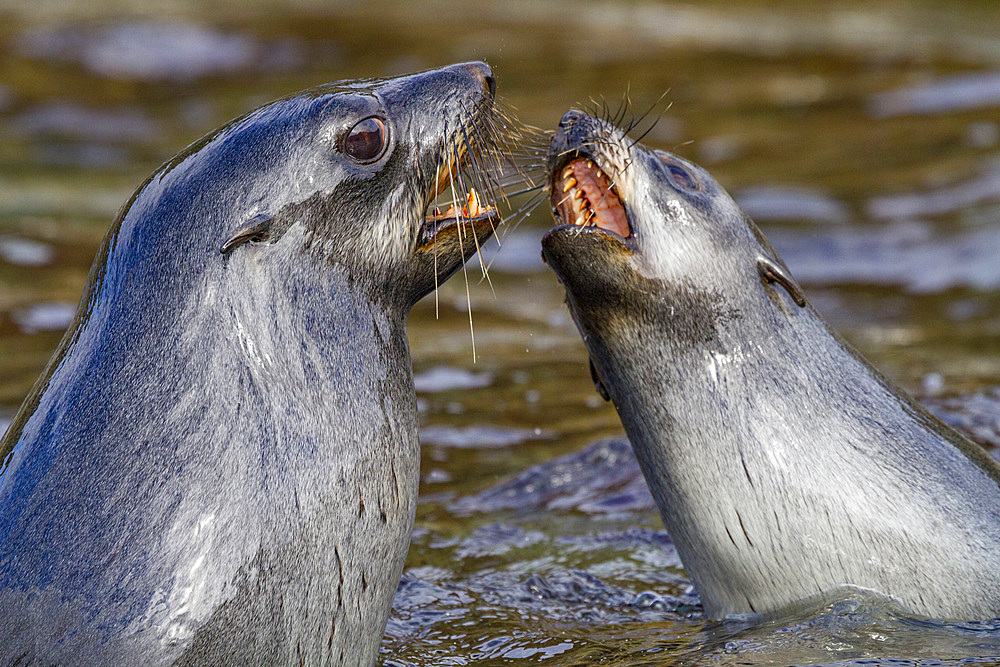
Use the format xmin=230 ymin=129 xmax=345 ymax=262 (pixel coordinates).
xmin=540 ymin=109 xmax=1000 ymax=621
xmin=0 ymin=62 xmax=504 ymax=664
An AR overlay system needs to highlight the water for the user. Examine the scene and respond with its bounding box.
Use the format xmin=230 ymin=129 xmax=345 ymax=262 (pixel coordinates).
xmin=2 ymin=1 xmax=1000 ymax=663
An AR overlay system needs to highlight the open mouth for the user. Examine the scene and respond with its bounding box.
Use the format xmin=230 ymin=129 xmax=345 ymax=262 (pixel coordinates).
xmin=551 ymin=158 xmax=631 ymax=240
xmin=420 ymin=145 xmax=498 ymax=245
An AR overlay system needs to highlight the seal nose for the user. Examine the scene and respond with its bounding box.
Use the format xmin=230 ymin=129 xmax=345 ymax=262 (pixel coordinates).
xmin=464 ymin=61 xmax=496 ymax=98
xmin=559 ymin=109 xmax=586 ymax=129
xmin=547 ymin=109 xmax=591 ymax=171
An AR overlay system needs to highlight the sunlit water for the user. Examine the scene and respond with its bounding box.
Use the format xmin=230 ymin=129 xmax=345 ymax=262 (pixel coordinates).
xmin=2 ymin=1 xmax=1000 ymax=663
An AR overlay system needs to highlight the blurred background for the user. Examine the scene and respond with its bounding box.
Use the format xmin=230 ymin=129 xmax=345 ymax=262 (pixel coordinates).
xmin=2 ymin=0 xmax=1000 ymax=663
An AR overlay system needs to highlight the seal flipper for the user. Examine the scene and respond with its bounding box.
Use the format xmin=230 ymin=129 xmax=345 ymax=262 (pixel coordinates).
xmin=757 ymin=256 xmax=806 ymax=308
xmin=590 ymin=357 xmax=611 ymax=401
xmin=220 ymin=214 xmax=274 ymax=255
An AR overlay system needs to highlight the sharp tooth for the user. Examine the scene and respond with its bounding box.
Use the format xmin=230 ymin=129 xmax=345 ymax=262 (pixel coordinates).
xmin=562 ymin=178 xmax=576 ymax=192
xmin=586 ymin=160 xmax=593 ymax=168
xmin=562 ymin=166 xmax=574 ymax=179
xmin=574 ymin=190 xmax=584 ymax=200
xmin=465 ymin=189 xmax=479 ymax=216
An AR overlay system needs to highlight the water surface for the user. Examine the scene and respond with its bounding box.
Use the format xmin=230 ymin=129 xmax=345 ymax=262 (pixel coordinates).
xmin=2 ymin=1 xmax=1000 ymax=664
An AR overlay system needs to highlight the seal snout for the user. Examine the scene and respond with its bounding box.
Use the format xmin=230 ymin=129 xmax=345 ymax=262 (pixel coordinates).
xmin=419 ymin=142 xmax=498 ymax=247
xmin=546 ymin=111 xmax=634 ymax=247
xmin=452 ymin=61 xmax=495 ymax=99
xmin=413 ymin=63 xmax=503 ymax=252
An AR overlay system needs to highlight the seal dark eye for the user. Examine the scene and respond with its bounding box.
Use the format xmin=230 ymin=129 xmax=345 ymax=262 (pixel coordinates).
xmin=344 ymin=117 xmax=387 ymax=163
xmin=655 ymin=151 xmax=700 ymax=191
xmin=666 ymin=164 xmax=698 ymax=190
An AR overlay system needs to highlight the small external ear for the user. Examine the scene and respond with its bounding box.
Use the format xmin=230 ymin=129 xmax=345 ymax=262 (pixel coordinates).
xmin=590 ymin=357 xmax=611 ymax=402
xmin=757 ymin=256 xmax=806 ymax=307
xmin=220 ymin=214 xmax=273 ymax=255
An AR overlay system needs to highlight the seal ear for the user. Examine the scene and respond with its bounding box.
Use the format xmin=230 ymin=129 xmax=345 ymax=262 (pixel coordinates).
xmin=590 ymin=357 xmax=611 ymax=402
xmin=757 ymin=256 xmax=806 ymax=308
xmin=220 ymin=214 xmax=273 ymax=255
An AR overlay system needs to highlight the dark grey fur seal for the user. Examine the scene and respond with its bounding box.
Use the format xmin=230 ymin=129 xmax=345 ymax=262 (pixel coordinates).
xmin=541 ymin=109 xmax=1000 ymax=621
xmin=0 ymin=62 xmax=502 ymax=665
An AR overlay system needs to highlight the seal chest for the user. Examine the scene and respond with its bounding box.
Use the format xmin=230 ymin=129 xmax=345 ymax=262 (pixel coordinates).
xmin=541 ymin=109 xmax=1000 ymax=621
xmin=0 ymin=62 xmax=508 ymax=664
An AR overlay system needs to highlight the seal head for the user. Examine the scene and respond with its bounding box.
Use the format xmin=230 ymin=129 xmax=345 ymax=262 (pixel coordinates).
xmin=542 ymin=109 xmax=1000 ymax=621
xmin=0 ymin=62 xmax=502 ymax=664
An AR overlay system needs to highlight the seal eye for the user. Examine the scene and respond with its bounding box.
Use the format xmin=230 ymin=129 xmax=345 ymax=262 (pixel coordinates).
xmin=655 ymin=151 xmax=700 ymax=191
xmin=666 ymin=164 xmax=698 ymax=191
xmin=344 ymin=116 xmax=387 ymax=163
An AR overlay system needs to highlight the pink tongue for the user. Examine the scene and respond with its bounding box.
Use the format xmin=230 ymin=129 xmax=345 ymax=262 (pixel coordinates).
xmin=573 ymin=163 xmax=630 ymax=238
xmin=591 ymin=199 xmax=629 ymax=237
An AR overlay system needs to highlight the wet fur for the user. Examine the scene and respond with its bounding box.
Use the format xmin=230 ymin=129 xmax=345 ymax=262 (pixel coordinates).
xmin=542 ymin=111 xmax=1000 ymax=621
xmin=0 ymin=63 xmax=496 ymax=664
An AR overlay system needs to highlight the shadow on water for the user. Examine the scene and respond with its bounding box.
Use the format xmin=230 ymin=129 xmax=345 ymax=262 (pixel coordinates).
xmin=3 ymin=0 xmax=1000 ymax=663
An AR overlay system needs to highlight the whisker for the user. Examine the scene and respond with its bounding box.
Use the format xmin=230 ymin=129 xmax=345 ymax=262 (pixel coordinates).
xmin=484 ymin=190 xmax=547 ymax=272
xmin=626 ymin=91 xmax=671 ymax=148
xmin=448 ymin=174 xmax=477 ymax=363
xmin=455 ymin=126 xmax=497 ymax=297
xmin=420 ymin=93 xmax=557 ymax=338
xmin=494 ymin=189 xmax=547 ymax=239
xmin=432 ymin=142 xmax=447 ymax=318
xmin=461 ymin=121 xmax=500 ymax=213
xmin=613 ymin=84 xmax=632 ymax=128
xmin=502 ymin=183 xmax=547 ymax=198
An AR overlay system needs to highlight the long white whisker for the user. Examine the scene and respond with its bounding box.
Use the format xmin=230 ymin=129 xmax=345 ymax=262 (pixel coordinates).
xmin=447 ymin=154 xmax=477 ymax=363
